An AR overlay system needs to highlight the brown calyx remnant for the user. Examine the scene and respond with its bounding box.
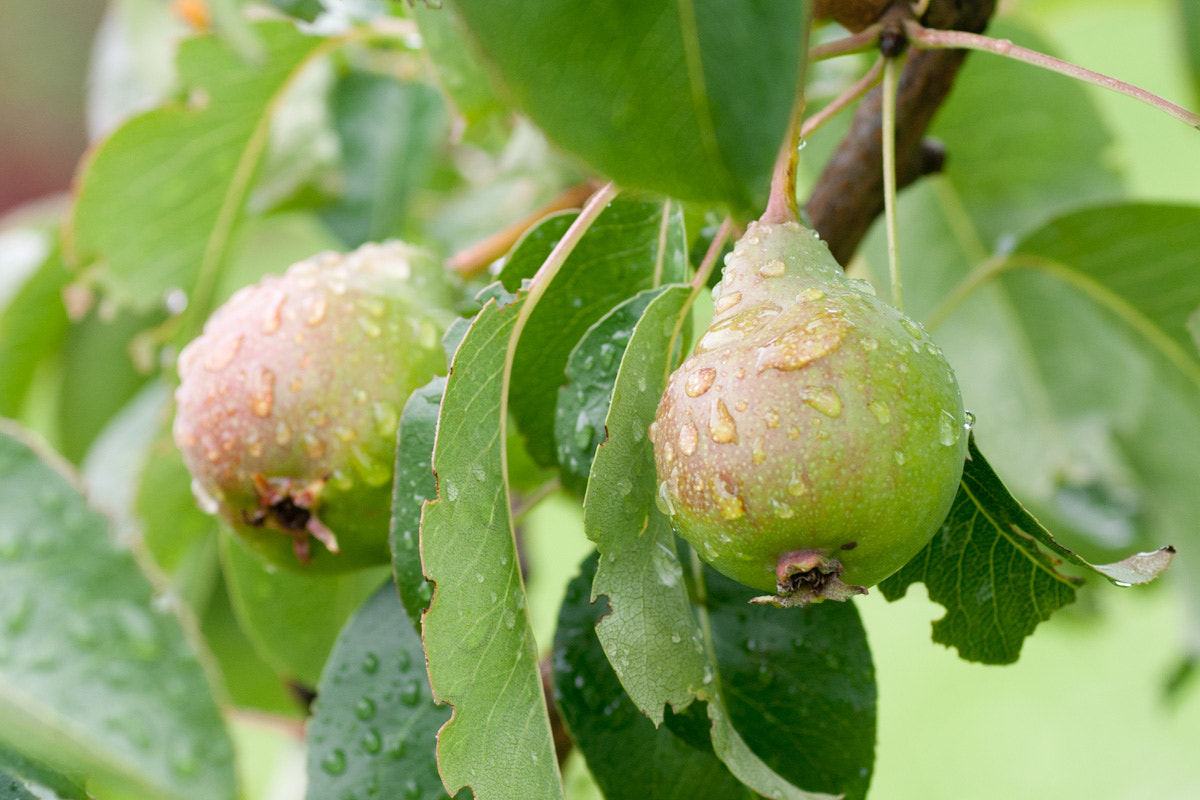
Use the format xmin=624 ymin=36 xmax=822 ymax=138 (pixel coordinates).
xmin=243 ymin=474 xmax=339 ymax=563
xmin=750 ymin=549 xmax=869 ymax=608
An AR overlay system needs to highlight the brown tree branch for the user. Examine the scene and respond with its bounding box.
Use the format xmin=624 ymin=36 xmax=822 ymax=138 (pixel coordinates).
xmin=805 ymin=0 xmax=997 ymax=266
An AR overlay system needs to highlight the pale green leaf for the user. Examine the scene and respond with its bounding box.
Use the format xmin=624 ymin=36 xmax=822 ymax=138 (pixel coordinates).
xmin=68 ymin=21 xmax=336 ymax=317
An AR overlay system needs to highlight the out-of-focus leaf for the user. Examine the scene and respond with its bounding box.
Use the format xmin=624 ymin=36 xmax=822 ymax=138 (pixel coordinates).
xmin=262 ymin=0 xmax=324 ymax=22
xmin=219 ymin=532 xmax=389 ymax=686
xmin=0 ymin=746 xmax=87 ymax=800
xmin=501 ymin=197 xmax=688 ymax=468
xmin=583 ymin=286 xmax=834 ymax=799
xmin=389 ymin=377 xmax=444 ymax=630
xmin=409 ymin=1 xmax=508 ymax=131
xmin=321 ymin=72 xmax=448 ymax=247
xmin=420 ymin=287 xmax=566 ymax=800
xmin=56 ymin=306 xmax=161 ymax=464
xmin=707 ymin=566 xmax=876 ymax=800
xmin=553 ymin=553 xmax=755 ymax=800
xmin=0 ymin=422 xmax=235 ymax=800
xmin=555 ymin=287 xmax=670 ymax=495
xmin=306 ymin=582 xmax=463 ymax=800
xmin=68 ymin=21 xmax=334 ymax=317
xmin=925 ymin=21 xmax=1123 ymax=255
xmin=1179 ymin=0 xmax=1200 ymax=103
xmin=442 ymin=0 xmax=807 ymax=211
xmin=881 ymin=437 xmax=1174 ymax=664
xmin=0 ymin=232 xmax=69 ymax=418
xmin=0 ymin=771 xmax=39 ymax=800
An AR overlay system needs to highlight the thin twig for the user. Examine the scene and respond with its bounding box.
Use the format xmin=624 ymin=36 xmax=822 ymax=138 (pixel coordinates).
xmin=447 ymin=182 xmax=602 ymax=277
xmin=800 ymin=57 xmax=885 ymax=140
xmin=881 ymin=55 xmax=903 ymax=309
xmin=905 ymin=19 xmax=1200 ymax=130
xmin=809 ymin=23 xmax=884 ymax=61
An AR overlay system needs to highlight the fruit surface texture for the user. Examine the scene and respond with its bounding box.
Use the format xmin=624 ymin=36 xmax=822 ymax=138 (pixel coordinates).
xmin=173 ymin=241 xmax=453 ymax=571
xmin=651 ymin=220 xmax=967 ymax=604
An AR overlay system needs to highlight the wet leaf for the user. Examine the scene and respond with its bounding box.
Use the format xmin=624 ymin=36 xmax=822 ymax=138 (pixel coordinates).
xmin=881 ymin=437 xmax=1174 ymax=664
xmin=420 ymin=288 xmax=565 ymax=800
xmin=501 ymin=197 xmax=688 ymax=468
xmin=555 ymin=287 xmax=672 ymax=495
xmin=306 ymin=582 xmax=463 ymax=800
xmin=553 ymin=553 xmax=755 ymax=800
xmin=389 ymin=377 xmax=445 ymax=630
xmin=706 ymin=566 xmax=876 ymax=800
xmin=0 ymin=422 xmax=235 ymax=800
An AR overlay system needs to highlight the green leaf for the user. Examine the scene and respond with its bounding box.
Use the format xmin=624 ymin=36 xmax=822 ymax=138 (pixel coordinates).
xmin=706 ymin=566 xmax=876 ymax=800
xmin=219 ymin=532 xmax=390 ymax=686
xmin=321 ymin=71 xmax=448 ymax=247
xmin=0 ymin=421 xmax=235 ymax=800
xmin=0 ymin=232 xmax=69 ymax=419
xmin=583 ymin=286 xmax=833 ymax=799
xmin=68 ymin=21 xmax=335 ymax=317
xmin=880 ymin=436 xmax=1174 ymax=664
xmin=420 ymin=289 xmax=565 ymax=800
xmin=583 ymin=285 xmax=703 ymax=721
xmin=389 ymin=377 xmax=444 ymax=630
xmin=1179 ymin=0 xmax=1200 ymax=103
xmin=441 ymin=0 xmax=807 ymax=210
xmin=553 ymin=553 xmax=755 ymax=800
xmin=555 ymin=287 xmax=672 ymax=495
xmin=306 ymin=582 xmax=462 ymax=800
xmin=502 ymin=197 xmax=688 ymax=468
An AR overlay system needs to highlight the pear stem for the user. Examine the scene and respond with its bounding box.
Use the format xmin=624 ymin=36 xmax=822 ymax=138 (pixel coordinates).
xmin=799 ymin=56 xmax=884 ymax=141
xmin=905 ymin=19 xmax=1200 ymax=130
xmin=882 ymin=54 xmax=903 ymax=310
xmin=762 ymin=101 xmax=806 ymax=225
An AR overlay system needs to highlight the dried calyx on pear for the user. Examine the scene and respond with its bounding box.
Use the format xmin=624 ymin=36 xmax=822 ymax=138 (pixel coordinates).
xmin=650 ymin=219 xmax=967 ymax=606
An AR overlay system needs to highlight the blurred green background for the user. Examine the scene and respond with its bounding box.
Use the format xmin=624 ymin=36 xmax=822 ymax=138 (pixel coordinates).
xmin=2 ymin=0 xmax=1198 ymax=797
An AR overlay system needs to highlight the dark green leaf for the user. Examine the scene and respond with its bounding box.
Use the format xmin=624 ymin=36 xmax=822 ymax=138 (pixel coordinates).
xmin=443 ymin=0 xmax=806 ymax=210
xmin=322 ymin=72 xmax=448 ymax=247
xmin=881 ymin=437 xmax=1173 ymax=664
xmin=555 ymin=287 xmax=671 ymax=495
xmin=262 ymin=0 xmax=324 ymax=22
xmin=219 ymin=532 xmax=390 ymax=686
xmin=389 ymin=377 xmax=445 ymax=630
xmin=553 ymin=553 xmax=755 ymax=800
xmin=306 ymin=582 xmax=462 ymax=800
xmin=0 ymin=422 xmax=235 ymax=800
xmin=706 ymin=566 xmax=876 ymax=800
xmin=420 ymin=288 xmax=565 ymax=800
xmin=502 ymin=197 xmax=688 ymax=468
xmin=68 ymin=21 xmax=332 ymax=317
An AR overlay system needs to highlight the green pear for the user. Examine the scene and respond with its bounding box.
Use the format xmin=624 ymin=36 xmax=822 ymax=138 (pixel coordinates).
xmin=651 ymin=220 xmax=966 ymax=605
